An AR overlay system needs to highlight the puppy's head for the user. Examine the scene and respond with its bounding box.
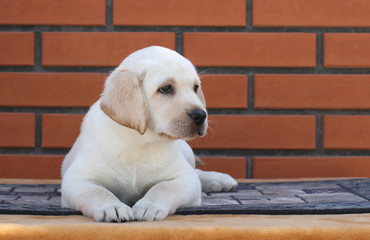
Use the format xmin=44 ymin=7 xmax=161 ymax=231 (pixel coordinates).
xmin=100 ymin=46 xmax=207 ymax=140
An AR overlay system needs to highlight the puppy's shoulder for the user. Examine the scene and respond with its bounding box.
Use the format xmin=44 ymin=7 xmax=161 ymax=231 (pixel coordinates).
xmin=174 ymin=140 xmax=195 ymax=168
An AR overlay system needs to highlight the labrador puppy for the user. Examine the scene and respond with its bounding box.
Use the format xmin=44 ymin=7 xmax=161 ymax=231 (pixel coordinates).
xmin=61 ymin=46 xmax=237 ymax=222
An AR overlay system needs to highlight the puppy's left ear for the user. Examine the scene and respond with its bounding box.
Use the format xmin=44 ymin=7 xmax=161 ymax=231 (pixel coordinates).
xmin=100 ymin=68 xmax=148 ymax=135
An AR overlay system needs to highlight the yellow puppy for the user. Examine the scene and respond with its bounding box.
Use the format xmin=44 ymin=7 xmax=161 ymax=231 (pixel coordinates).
xmin=61 ymin=46 xmax=237 ymax=222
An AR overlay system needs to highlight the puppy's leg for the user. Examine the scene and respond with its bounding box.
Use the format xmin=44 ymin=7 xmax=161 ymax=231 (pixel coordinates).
xmin=62 ymin=181 xmax=134 ymax=222
xmin=196 ymin=169 xmax=238 ymax=193
xmin=132 ymin=176 xmax=201 ymax=221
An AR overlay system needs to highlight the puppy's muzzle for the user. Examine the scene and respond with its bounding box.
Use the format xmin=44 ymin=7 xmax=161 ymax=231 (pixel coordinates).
xmin=189 ymin=109 xmax=207 ymax=126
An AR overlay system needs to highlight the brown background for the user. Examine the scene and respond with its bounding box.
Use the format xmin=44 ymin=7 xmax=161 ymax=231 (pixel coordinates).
xmin=1 ymin=0 xmax=370 ymax=179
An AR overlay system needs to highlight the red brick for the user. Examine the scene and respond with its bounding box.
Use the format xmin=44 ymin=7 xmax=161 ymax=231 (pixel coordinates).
xmin=42 ymin=32 xmax=176 ymax=66
xmin=254 ymin=74 xmax=370 ymax=109
xmin=0 ymin=0 xmax=105 ymax=26
xmin=201 ymin=74 xmax=248 ymax=109
xmin=42 ymin=114 xmax=83 ymax=148
xmin=183 ymin=33 xmax=316 ymax=67
xmin=323 ymin=116 xmax=370 ymax=150
xmin=253 ymin=157 xmax=370 ymax=178
xmin=253 ymin=0 xmax=370 ymax=27
xmin=324 ymin=33 xmax=370 ymax=68
xmin=0 ymin=113 xmax=35 ymax=148
xmin=41 ymin=114 xmax=315 ymax=150
xmin=0 ymin=73 xmax=246 ymax=109
xmin=198 ymin=157 xmax=247 ymax=179
xmin=0 ymin=73 xmax=106 ymax=107
xmin=113 ymin=0 xmax=246 ymax=26
xmin=190 ymin=115 xmax=316 ymax=150
xmin=0 ymin=155 xmax=63 ymax=179
xmin=0 ymin=32 xmax=34 ymax=66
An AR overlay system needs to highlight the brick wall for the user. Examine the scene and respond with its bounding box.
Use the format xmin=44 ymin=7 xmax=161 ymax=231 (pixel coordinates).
xmin=1 ymin=0 xmax=370 ymax=179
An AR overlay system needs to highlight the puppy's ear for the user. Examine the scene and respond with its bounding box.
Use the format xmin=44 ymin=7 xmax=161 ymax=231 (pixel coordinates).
xmin=100 ymin=68 xmax=148 ymax=135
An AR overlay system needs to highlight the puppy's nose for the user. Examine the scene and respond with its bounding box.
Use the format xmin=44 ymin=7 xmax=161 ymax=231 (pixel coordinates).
xmin=189 ymin=109 xmax=207 ymax=126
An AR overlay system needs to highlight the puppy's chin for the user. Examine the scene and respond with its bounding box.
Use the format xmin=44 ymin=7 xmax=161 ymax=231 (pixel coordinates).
xmin=158 ymin=127 xmax=207 ymax=141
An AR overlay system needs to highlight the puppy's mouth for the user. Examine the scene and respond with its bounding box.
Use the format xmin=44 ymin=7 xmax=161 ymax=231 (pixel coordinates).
xmin=158 ymin=111 xmax=207 ymax=140
xmin=159 ymin=124 xmax=207 ymax=141
xmin=159 ymin=132 xmax=202 ymax=141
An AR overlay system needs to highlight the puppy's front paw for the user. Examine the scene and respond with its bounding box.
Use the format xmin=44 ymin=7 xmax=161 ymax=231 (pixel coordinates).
xmin=202 ymin=172 xmax=238 ymax=193
xmin=132 ymin=199 xmax=170 ymax=221
xmin=94 ymin=202 xmax=134 ymax=222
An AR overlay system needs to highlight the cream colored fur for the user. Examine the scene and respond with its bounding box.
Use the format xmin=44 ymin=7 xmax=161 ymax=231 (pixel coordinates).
xmin=61 ymin=46 xmax=237 ymax=222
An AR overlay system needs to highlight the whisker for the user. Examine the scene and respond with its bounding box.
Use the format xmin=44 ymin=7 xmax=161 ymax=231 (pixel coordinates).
xmin=198 ymin=70 xmax=209 ymax=75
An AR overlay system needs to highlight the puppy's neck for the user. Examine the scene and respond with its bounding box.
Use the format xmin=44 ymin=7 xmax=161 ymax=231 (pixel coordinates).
xmin=99 ymin=110 xmax=173 ymax=146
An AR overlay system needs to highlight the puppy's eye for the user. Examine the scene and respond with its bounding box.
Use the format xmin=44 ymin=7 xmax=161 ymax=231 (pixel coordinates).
xmin=194 ymin=85 xmax=199 ymax=93
xmin=158 ymin=85 xmax=173 ymax=94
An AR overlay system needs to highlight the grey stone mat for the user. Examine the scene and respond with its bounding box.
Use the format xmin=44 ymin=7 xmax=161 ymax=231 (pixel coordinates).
xmin=0 ymin=179 xmax=369 ymax=216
